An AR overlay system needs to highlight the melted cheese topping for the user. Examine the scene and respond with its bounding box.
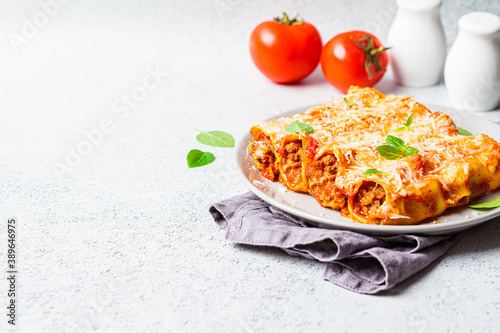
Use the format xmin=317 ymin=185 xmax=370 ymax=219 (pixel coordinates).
xmin=248 ymin=86 xmax=500 ymax=225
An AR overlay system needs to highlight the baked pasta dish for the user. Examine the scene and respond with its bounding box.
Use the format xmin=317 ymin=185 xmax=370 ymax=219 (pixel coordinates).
xmin=248 ymin=86 xmax=500 ymax=225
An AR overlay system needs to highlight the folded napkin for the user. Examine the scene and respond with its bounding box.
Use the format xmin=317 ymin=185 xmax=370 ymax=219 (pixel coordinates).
xmin=209 ymin=192 xmax=461 ymax=294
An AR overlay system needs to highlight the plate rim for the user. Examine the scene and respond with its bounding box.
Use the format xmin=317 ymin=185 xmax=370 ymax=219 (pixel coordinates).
xmin=234 ymin=102 xmax=500 ymax=235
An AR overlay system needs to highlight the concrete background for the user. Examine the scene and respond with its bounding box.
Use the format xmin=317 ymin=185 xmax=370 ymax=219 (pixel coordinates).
xmin=0 ymin=0 xmax=499 ymax=332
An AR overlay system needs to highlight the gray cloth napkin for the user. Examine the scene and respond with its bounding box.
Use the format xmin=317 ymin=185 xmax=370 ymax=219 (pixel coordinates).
xmin=209 ymin=192 xmax=461 ymax=294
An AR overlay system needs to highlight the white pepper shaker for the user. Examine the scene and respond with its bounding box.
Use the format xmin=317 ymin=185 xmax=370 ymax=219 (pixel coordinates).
xmin=387 ymin=0 xmax=446 ymax=87
xmin=444 ymin=12 xmax=500 ymax=112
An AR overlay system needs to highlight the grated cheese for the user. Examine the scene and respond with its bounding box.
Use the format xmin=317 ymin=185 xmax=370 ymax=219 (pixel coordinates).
xmin=247 ymin=86 xmax=500 ymax=225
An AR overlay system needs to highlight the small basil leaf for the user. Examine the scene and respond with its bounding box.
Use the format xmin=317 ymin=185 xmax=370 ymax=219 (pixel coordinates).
xmin=377 ymin=145 xmax=402 ymax=160
xmin=457 ymin=127 xmax=472 ymax=136
xmin=394 ymin=126 xmax=406 ymax=132
xmin=405 ymin=114 xmax=413 ymax=127
xmin=404 ymin=146 xmax=419 ymax=156
xmin=187 ymin=149 xmax=215 ymax=168
xmin=195 ymin=129 xmax=234 ymax=147
xmin=344 ymin=97 xmax=357 ymax=106
xmin=285 ymin=120 xmax=314 ymax=134
xmin=365 ymin=168 xmax=384 ymax=175
xmin=469 ymin=197 xmax=500 ymax=209
xmin=386 ymin=135 xmax=405 ymax=150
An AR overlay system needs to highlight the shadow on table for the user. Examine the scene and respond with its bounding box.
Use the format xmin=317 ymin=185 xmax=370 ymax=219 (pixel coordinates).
xmin=279 ymin=68 xmax=327 ymax=88
xmin=235 ymin=243 xmax=314 ymax=263
xmin=233 ymin=216 xmax=500 ymax=296
xmin=380 ymin=216 xmax=500 ymax=296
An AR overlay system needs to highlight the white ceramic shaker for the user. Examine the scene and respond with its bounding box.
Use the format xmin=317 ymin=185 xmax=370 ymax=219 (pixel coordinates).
xmin=387 ymin=0 xmax=446 ymax=87
xmin=444 ymin=12 xmax=500 ymax=112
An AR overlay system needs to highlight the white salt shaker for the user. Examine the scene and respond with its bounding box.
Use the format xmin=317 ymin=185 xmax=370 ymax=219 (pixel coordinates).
xmin=444 ymin=12 xmax=500 ymax=112
xmin=387 ymin=0 xmax=446 ymax=87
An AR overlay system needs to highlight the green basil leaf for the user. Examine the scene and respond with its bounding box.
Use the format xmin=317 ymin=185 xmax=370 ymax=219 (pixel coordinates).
xmin=365 ymin=168 xmax=384 ymax=175
xmin=394 ymin=115 xmax=413 ymax=132
xmin=194 ymin=129 xmax=234 ymax=147
xmin=285 ymin=120 xmax=314 ymax=134
xmin=377 ymin=145 xmax=402 ymax=160
xmin=457 ymin=127 xmax=472 ymax=136
xmin=386 ymin=135 xmax=405 ymax=150
xmin=379 ymin=135 xmax=418 ymax=160
xmin=469 ymin=197 xmax=500 ymax=209
xmin=405 ymin=114 xmax=413 ymax=127
xmin=404 ymin=146 xmax=419 ymax=156
xmin=344 ymin=97 xmax=357 ymax=106
xmin=187 ymin=149 xmax=214 ymax=168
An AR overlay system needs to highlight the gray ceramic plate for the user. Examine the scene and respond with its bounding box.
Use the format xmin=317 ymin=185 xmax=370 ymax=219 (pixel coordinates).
xmin=235 ymin=103 xmax=500 ymax=235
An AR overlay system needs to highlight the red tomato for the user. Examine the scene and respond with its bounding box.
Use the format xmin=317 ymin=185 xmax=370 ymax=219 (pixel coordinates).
xmin=320 ymin=31 xmax=389 ymax=93
xmin=249 ymin=13 xmax=322 ymax=83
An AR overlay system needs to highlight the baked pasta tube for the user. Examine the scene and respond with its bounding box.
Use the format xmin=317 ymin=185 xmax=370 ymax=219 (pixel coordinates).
xmin=247 ymin=86 xmax=500 ymax=225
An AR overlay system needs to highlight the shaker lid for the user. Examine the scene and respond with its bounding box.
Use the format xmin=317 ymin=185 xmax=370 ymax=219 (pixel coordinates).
xmin=459 ymin=12 xmax=500 ymax=35
xmin=397 ymin=0 xmax=441 ymax=11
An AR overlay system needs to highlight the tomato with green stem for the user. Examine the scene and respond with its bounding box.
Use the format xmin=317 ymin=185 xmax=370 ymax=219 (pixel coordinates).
xmin=320 ymin=30 xmax=390 ymax=92
xmin=249 ymin=12 xmax=322 ymax=83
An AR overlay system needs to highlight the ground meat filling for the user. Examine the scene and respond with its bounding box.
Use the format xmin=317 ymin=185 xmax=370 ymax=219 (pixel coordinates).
xmin=307 ymin=154 xmax=343 ymax=207
xmin=354 ymin=181 xmax=386 ymax=218
xmin=281 ymin=141 xmax=303 ymax=185
xmin=259 ymin=146 xmax=277 ymax=179
xmin=249 ymin=134 xmax=277 ymax=180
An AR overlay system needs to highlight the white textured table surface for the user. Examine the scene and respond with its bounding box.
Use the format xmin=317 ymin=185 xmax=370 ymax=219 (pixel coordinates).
xmin=1 ymin=0 xmax=500 ymax=332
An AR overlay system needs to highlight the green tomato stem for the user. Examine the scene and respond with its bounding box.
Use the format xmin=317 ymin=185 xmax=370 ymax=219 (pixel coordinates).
xmin=273 ymin=12 xmax=304 ymax=25
xmin=351 ymin=34 xmax=390 ymax=79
